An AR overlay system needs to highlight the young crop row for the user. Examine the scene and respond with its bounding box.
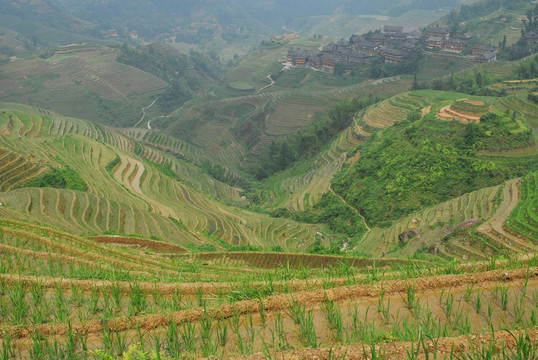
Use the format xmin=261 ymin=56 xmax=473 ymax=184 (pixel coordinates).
xmin=507 ymin=171 xmax=538 ymax=241
xmin=1 ymin=267 xmax=535 ymax=359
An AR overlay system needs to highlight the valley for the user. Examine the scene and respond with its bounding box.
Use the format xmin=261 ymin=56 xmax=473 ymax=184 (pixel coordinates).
xmin=0 ymin=0 xmax=537 ymax=358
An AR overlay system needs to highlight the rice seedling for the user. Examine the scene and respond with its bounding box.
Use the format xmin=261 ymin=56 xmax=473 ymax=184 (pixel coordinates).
xmin=299 ymin=309 xmax=317 ymax=348
xmin=363 ymin=342 xmax=386 ymax=360
xmin=128 ymin=282 xmax=148 ymax=316
xmin=70 ymin=283 xmax=84 ymax=308
xmin=101 ymin=291 xmax=115 ymax=320
xmin=406 ymin=280 xmax=417 ymax=310
xmin=464 ymin=283 xmax=474 ymax=303
xmin=502 ymin=330 xmax=537 ymax=359
xmin=286 ymin=295 xmax=306 ymax=325
xmin=109 ymin=283 xmax=123 ymax=313
xmin=164 ymin=319 xmax=181 ymax=358
xmin=474 ymin=291 xmax=483 ymax=314
xmin=101 ymin=321 xmax=113 ymax=354
xmin=1 ymin=334 xmax=14 ymax=360
xmin=272 ymin=312 xmax=288 ymax=351
xmin=320 ymin=294 xmax=344 ymax=341
xmin=200 ymin=310 xmax=218 ymax=357
xmin=7 ymin=282 xmax=28 ymax=325
xmin=180 ymin=321 xmax=197 ymax=354
xmin=499 ymin=284 xmax=509 ymax=311
xmin=216 ymin=316 xmax=229 ymax=347
xmin=444 ymin=292 xmax=455 ymax=319
xmin=76 ymin=327 xmax=89 ymax=354
xmin=244 ymin=311 xmax=258 ymax=355
xmin=27 ymin=328 xmax=47 ymax=360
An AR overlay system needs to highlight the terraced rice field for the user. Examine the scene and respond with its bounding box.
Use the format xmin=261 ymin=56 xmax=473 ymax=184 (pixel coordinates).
xmin=0 ymin=103 xmax=319 ymax=251
xmin=507 ymin=171 xmax=538 ymax=242
xmin=358 ymin=184 xmax=503 ymax=259
xmin=418 ymin=52 xmax=475 ymax=80
xmin=0 ymin=45 xmax=166 ymax=102
xmin=359 ymin=92 xmax=429 ymax=129
xmin=186 ymin=252 xmax=415 ymax=269
xmin=0 ymin=219 xmax=535 ymax=359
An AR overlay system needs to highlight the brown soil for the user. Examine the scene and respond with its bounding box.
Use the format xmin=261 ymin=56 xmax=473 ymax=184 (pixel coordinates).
xmin=0 ymin=129 xmax=10 ymax=135
xmin=2 ymin=267 xmax=535 ymax=341
xmin=421 ymin=105 xmax=431 ymax=117
xmin=348 ymin=151 xmax=361 ymax=165
xmin=90 ymin=236 xmax=187 ymax=253
xmin=478 ymin=179 xmax=534 ymax=252
xmin=228 ymin=329 xmax=538 ymax=360
xmin=437 ymin=105 xmax=482 ymax=123
xmin=464 ymin=99 xmax=485 ymax=106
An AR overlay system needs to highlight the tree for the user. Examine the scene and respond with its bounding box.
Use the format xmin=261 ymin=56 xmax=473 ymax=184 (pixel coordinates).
xmin=334 ymin=62 xmax=346 ymax=76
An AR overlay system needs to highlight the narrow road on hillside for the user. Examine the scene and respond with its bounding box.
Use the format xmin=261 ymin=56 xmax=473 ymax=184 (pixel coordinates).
xmin=134 ymin=99 xmax=157 ymax=128
xmin=477 ymin=178 xmax=534 ymax=253
xmin=259 ymin=75 xmax=275 ymax=91
xmin=329 ymin=184 xmax=372 ymax=237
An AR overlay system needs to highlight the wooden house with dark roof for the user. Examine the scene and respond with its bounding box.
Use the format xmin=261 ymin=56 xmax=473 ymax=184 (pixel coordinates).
xmin=371 ymin=33 xmax=386 ymax=46
xmin=321 ymin=53 xmax=338 ymax=72
xmin=472 ymin=44 xmax=497 ymax=57
xmin=381 ymin=48 xmax=404 ymax=63
xmin=426 ymin=36 xmax=445 ymax=49
xmin=425 ymin=27 xmax=450 ymax=40
xmin=294 ymin=51 xmax=308 ymax=66
xmin=444 ymin=38 xmax=466 ymax=53
xmin=474 ymin=51 xmax=497 ymax=64
xmin=352 ymin=38 xmax=378 ymax=55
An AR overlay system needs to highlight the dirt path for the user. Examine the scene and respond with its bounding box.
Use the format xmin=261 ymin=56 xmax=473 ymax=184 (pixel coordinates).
xmin=259 ymin=75 xmax=275 ymax=91
xmin=477 ymin=179 xmax=534 ymax=253
xmin=329 ymin=184 xmax=371 ymax=237
xmin=134 ymin=99 xmax=157 ymax=128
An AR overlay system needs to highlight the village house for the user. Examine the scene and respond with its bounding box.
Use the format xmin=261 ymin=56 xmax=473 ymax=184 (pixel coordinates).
xmin=321 ymin=53 xmax=338 ymax=72
xmin=474 ymin=51 xmax=497 ymax=64
xmin=381 ymin=47 xmax=404 ymax=63
xmin=424 ymin=27 xmax=450 ymax=40
xmin=294 ymin=51 xmax=307 ymax=66
xmin=371 ymin=33 xmax=386 ymax=46
xmin=472 ymin=44 xmax=497 ymax=57
xmin=352 ymin=37 xmax=379 ymax=55
xmin=426 ymin=36 xmax=445 ymax=49
xmin=444 ymin=38 xmax=466 ymax=53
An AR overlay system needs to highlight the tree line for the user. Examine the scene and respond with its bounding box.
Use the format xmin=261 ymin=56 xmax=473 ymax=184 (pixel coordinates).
xmin=251 ymin=97 xmax=377 ymax=179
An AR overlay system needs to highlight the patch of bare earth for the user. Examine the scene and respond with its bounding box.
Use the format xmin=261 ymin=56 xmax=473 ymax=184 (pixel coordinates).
xmin=437 ymin=105 xmax=482 ymax=123
xmin=230 ymin=329 xmax=538 ymax=360
xmin=90 ymin=236 xmax=187 ymax=253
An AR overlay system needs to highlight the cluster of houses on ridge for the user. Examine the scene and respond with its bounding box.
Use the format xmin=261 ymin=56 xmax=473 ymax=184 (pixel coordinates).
xmin=287 ymin=25 xmax=500 ymax=74
xmin=424 ymin=27 xmax=497 ymax=63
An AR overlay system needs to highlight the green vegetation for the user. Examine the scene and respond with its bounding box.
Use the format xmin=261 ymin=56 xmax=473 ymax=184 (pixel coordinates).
xmin=252 ymin=97 xmax=377 ymax=179
xmin=333 ymin=109 xmax=535 ymax=227
xmin=271 ymin=191 xmax=368 ymax=239
xmin=116 ymin=44 xmax=223 ymax=112
xmin=22 ymin=167 xmax=87 ymax=192
xmin=507 ymin=170 xmax=538 ymax=240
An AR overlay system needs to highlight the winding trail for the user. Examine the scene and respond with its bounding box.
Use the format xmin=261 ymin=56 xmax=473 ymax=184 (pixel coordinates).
xmin=477 ymin=178 xmax=535 ymax=252
xmin=134 ymin=99 xmax=157 ymax=128
xmin=259 ymin=75 xmax=275 ymax=92
xmin=329 ymin=183 xmax=371 ymax=236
